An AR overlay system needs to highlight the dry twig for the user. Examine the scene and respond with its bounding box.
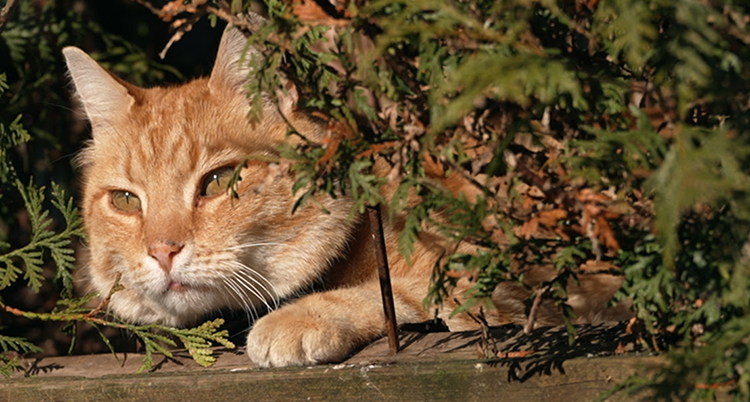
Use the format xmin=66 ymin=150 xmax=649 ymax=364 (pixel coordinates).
xmin=523 ymin=285 xmax=550 ymax=335
xmin=0 ymin=0 xmax=18 ymax=32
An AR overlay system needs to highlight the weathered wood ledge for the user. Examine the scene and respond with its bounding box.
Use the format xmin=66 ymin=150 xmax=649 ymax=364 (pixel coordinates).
xmin=2 ymin=323 xmax=670 ymax=402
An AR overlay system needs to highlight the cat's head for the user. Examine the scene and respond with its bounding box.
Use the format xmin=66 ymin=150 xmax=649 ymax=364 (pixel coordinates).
xmin=64 ymin=27 xmax=354 ymax=326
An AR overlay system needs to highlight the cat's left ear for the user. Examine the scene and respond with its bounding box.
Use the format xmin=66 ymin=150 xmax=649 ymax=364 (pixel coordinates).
xmin=209 ymin=23 xmax=298 ymax=116
xmin=63 ymin=47 xmax=136 ymax=133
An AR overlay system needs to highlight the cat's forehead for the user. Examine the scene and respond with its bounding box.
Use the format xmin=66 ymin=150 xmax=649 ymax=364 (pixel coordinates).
xmin=119 ymin=79 xmax=281 ymax=154
xmin=84 ymin=80 xmax=284 ymax=190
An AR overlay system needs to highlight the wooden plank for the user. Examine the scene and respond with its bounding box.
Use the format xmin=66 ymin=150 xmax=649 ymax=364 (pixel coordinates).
xmin=2 ymin=323 xmax=725 ymax=401
xmin=2 ymin=355 xmax=658 ymax=402
xmin=7 ymin=323 xmax=631 ymax=379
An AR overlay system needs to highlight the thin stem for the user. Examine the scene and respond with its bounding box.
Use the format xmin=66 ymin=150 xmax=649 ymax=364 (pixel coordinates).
xmin=523 ymin=285 xmax=549 ymax=335
xmin=84 ymin=273 xmax=121 ymax=319
xmin=0 ymin=302 xmax=135 ymax=331
xmin=368 ymin=205 xmax=400 ymax=354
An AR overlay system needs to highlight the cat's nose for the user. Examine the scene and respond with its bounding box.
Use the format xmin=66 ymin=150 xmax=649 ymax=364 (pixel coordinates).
xmin=148 ymin=242 xmax=183 ymax=274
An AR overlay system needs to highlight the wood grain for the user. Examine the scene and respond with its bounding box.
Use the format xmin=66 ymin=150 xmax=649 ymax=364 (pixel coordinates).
xmin=0 ymin=323 xmax=702 ymax=402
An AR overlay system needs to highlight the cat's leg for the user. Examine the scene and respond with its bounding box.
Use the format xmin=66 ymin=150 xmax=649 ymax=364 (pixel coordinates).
xmin=245 ymin=278 xmax=428 ymax=367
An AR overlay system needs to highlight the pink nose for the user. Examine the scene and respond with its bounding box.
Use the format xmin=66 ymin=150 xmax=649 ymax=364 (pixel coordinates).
xmin=148 ymin=242 xmax=183 ymax=273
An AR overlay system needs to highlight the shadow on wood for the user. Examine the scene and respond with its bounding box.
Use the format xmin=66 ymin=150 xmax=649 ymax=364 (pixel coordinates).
xmin=0 ymin=323 xmax=694 ymax=401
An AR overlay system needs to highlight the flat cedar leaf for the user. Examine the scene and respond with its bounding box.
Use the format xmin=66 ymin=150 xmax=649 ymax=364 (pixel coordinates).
xmin=448 ymin=295 xmax=480 ymax=318
xmin=647 ymin=126 xmax=750 ymax=266
xmin=144 ymin=331 xmax=178 ymax=348
xmin=164 ymin=318 xmax=235 ymax=367
xmin=0 ymin=334 xmax=44 ymax=354
xmin=0 ymin=260 xmax=22 ymax=290
xmin=0 ymin=114 xmax=31 ymax=182
xmin=18 ymin=185 xmax=52 ymax=243
xmin=0 ymin=357 xmax=23 ymax=378
xmin=388 ymin=180 xmax=413 ymax=218
xmin=0 ymin=180 xmax=84 ymax=294
xmin=563 ymin=313 xmax=578 ymax=345
xmin=593 ymin=0 xmax=657 ymax=70
xmin=90 ymin=323 xmax=121 ymax=365
xmin=554 ymin=246 xmax=586 ymax=271
xmin=194 ymin=317 xmax=224 ymax=331
xmin=397 ymin=206 xmax=423 ymax=263
xmin=136 ymin=354 xmax=155 ymax=374
xmin=432 ymin=53 xmax=585 ymax=133
xmin=51 ymin=246 xmax=77 ymax=296
xmin=136 ymin=334 xmax=175 ymax=373
xmin=348 ymin=159 xmax=385 ymax=213
xmin=193 ymin=354 xmax=217 ymax=367
xmin=53 ymin=292 xmax=98 ymax=313
xmin=20 ymin=251 xmax=45 ymax=292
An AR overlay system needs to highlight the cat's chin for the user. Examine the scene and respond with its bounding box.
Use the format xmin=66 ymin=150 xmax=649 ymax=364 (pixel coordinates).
xmin=107 ymin=285 xmax=225 ymax=327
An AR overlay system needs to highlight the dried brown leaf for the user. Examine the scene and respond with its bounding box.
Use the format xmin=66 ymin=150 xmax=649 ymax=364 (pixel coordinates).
xmin=291 ymin=0 xmax=350 ymax=27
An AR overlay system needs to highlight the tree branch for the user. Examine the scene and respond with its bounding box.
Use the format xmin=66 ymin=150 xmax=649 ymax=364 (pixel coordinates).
xmin=0 ymin=0 xmax=18 ymax=33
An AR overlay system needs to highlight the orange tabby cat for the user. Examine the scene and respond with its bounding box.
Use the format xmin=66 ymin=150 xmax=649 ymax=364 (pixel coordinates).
xmin=63 ymin=25 xmax=630 ymax=368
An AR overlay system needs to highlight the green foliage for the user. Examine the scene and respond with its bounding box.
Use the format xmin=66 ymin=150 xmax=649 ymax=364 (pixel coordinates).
xmin=0 ymin=334 xmax=43 ymax=377
xmin=0 ymin=107 xmax=30 ymax=184
xmin=2 ymin=298 xmax=235 ymax=373
xmin=183 ymin=0 xmax=750 ymax=399
xmin=166 ymin=318 xmax=236 ymax=369
xmin=3 ymin=0 xmax=750 ymax=398
xmin=0 ymin=180 xmax=82 ymax=295
xmin=122 ymin=318 xmax=235 ymax=373
xmin=648 ymin=127 xmax=750 ymax=268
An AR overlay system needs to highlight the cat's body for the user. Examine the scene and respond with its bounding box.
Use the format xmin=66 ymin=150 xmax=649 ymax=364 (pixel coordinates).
xmin=64 ymin=25 xmax=630 ymax=368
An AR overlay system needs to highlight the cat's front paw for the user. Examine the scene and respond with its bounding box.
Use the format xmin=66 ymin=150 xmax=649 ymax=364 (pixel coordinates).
xmin=245 ymin=301 xmax=359 ymax=368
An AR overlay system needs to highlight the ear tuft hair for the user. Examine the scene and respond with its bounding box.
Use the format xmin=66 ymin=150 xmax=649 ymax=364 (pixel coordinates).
xmin=208 ymin=26 xmax=260 ymax=94
xmin=62 ymin=47 xmax=135 ymax=134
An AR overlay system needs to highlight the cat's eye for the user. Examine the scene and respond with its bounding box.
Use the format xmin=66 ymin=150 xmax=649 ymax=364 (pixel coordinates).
xmin=111 ymin=190 xmax=141 ymax=212
xmin=201 ymin=166 xmax=235 ymax=197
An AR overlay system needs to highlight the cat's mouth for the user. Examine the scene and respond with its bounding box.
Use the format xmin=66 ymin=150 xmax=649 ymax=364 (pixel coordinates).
xmin=165 ymin=280 xmax=211 ymax=294
xmin=167 ymin=281 xmax=190 ymax=292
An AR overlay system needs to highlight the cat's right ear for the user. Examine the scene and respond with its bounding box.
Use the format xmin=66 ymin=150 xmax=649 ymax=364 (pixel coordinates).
xmin=208 ymin=26 xmax=255 ymax=95
xmin=62 ymin=47 xmax=135 ymax=132
xmin=209 ymin=24 xmax=298 ymax=117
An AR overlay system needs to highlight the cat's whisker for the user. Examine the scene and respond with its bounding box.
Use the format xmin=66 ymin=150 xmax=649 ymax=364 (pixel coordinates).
xmin=227 ymin=241 xmax=306 ymax=255
xmin=223 ymin=242 xmax=293 ymax=310
xmin=226 ymin=266 xmax=277 ymax=313
xmin=216 ymin=283 xmax=242 ymax=319
xmin=221 ymin=277 xmax=258 ymax=321
xmin=228 ymin=272 xmax=268 ymax=309
xmin=214 ymin=259 xmax=273 ymax=311
xmin=233 ymin=264 xmax=280 ymax=309
xmin=73 ymin=264 xmax=94 ymax=283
